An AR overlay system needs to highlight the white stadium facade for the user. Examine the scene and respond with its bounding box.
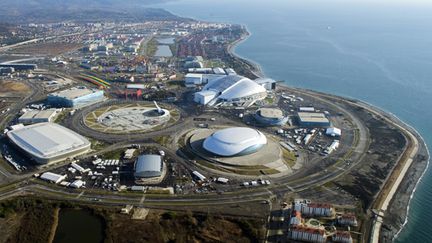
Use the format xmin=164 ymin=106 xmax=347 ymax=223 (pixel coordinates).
xmin=194 ymin=75 xmax=267 ymax=107
xmin=203 ymin=127 xmax=267 ymax=157
xmin=7 ymin=123 xmax=91 ymax=164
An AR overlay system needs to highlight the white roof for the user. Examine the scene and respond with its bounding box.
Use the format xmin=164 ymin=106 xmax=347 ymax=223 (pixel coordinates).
xmin=19 ymin=109 xmax=57 ymax=121
xmin=40 ymin=172 xmax=66 ymax=183
xmin=70 ymin=180 xmax=85 ymax=188
xmin=203 ymin=127 xmax=267 ymax=156
xmin=326 ymin=127 xmax=341 ymax=136
xmin=213 ymin=67 xmax=226 ymax=75
xmin=135 ymin=155 xmax=162 ymax=173
xmin=7 ymin=123 xmax=90 ymax=161
xmin=254 ymin=78 xmax=276 ymax=84
xmin=126 ymin=84 xmax=145 ymax=89
xmin=202 ymin=75 xmax=266 ymax=100
xmin=219 ymin=79 xmax=266 ymax=100
xmin=196 ymin=90 xmax=217 ymax=96
xmin=48 ymin=86 xmax=98 ymax=99
xmin=185 ymin=73 xmax=203 ymax=78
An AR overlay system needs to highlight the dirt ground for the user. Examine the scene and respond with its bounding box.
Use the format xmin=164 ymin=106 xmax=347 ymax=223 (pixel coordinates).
xmin=6 ymin=42 xmax=82 ymax=55
xmin=0 ymin=213 xmax=23 ymax=243
xmin=0 ymin=80 xmax=30 ymax=96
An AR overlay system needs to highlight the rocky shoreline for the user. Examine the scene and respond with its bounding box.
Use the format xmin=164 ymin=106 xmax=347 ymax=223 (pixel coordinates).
xmin=380 ymin=129 xmax=429 ymax=242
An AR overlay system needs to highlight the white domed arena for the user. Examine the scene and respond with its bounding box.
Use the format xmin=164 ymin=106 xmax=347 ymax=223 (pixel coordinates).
xmin=203 ymin=127 xmax=267 ymax=157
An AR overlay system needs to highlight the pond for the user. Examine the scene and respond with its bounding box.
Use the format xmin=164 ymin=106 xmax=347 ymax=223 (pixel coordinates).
xmin=53 ymin=209 xmax=104 ymax=243
xmin=155 ymin=45 xmax=173 ymax=57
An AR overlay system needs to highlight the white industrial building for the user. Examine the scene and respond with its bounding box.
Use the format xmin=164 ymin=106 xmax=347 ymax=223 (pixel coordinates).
xmin=47 ymin=86 xmax=104 ymax=108
xmin=194 ymin=75 xmax=267 ymax=107
xmin=297 ymin=112 xmax=331 ymax=127
xmin=203 ymin=127 xmax=267 ymax=157
xmin=70 ymin=180 xmax=85 ymax=188
xmin=40 ymin=172 xmax=67 ymax=184
xmin=326 ymin=127 xmax=342 ymax=137
xmin=325 ymin=140 xmax=340 ymax=154
xmin=18 ymin=109 xmax=58 ymax=124
xmin=126 ymin=84 xmax=145 ymax=89
xmin=7 ymin=123 xmax=91 ymax=164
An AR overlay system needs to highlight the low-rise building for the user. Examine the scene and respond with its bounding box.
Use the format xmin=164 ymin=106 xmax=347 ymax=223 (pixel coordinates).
xmin=70 ymin=180 xmax=85 ymax=188
xmin=254 ymin=108 xmax=288 ymax=126
xmin=297 ymin=112 xmax=331 ymax=127
xmin=288 ymin=226 xmax=326 ymax=243
xmin=337 ymin=214 xmax=358 ymax=227
xmin=326 ymin=127 xmax=342 ymax=137
xmin=332 ymin=231 xmax=353 ymax=243
xmin=325 ymin=140 xmax=340 ymax=155
xmin=294 ymin=201 xmax=334 ymax=217
xmin=124 ymin=149 xmax=136 ymax=159
xmin=40 ymin=172 xmax=67 ymax=184
xmin=18 ymin=109 xmax=58 ymax=124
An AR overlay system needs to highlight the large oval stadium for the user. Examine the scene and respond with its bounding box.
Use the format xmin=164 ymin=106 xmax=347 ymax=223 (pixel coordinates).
xmin=185 ymin=126 xmax=290 ymax=176
xmin=202 ymin=127 xmax=267 ymax=157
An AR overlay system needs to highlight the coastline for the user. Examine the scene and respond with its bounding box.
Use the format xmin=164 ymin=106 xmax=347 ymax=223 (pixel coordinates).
xmin=226 ymin=26 xmax=264 ymax=79
xmin=48 ymin=207 xmax=60 ymax=243
xmin=227 ymin=26 xmax=430 ymax=241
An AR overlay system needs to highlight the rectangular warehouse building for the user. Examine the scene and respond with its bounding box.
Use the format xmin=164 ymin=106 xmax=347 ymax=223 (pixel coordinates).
xmin=47 ymin=86 xmax=104 ymax=108
xmin=7 ymin=123 xmax=91 ymax=164
xmin=134 ymin=155 xmax=163 ymax=178
xmin=297 ymin=112 xmax=331 ymax=127
xmin=18 ymin=109 xmax=58 ymax=124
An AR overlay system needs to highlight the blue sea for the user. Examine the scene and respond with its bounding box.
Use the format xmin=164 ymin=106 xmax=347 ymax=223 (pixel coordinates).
xmin=151 ymin=0 xmax=432 ymax=241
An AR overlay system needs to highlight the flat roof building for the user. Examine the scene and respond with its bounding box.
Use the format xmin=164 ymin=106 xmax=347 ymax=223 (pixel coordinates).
xmin=297 ymin=112 xmax=330 ymax=127
xmin=326 ymin=127 xmax=341 ymax=137
xmin=47 ymin=86 xmax=104 ymax=108
xmin=7 ymin=123 xmax=91 ymax=164
xmin=40 ymin=172 xmax=67 ymax=184
xmin=18 ymin=109 xmax=58 ymax=125
xmin=0 ymin=63 xmax=37 ymax=71
xmin=134 ymin=155 xmax=163 ymax=178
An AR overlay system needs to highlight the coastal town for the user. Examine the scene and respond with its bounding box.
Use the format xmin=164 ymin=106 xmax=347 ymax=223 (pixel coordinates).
xmin=0 ymin=3 xmax=429 ymax=243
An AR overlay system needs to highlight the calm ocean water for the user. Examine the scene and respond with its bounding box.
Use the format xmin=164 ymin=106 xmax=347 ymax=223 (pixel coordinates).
xmin=151 ymin=0 xmax=432 ymax=241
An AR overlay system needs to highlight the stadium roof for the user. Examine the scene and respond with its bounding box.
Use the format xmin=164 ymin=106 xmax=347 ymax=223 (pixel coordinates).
xmin=203 ymin=127 xmax=267 ymax=157
xmin=203 ymin=75 xmax=266 ymax=100
xmin=7 ymin=123 xmax=90 ymax=162
xmin=135 ymin=154 xmax=162 ymax=178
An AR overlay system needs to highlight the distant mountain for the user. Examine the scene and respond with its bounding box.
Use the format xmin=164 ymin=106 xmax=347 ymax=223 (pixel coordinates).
xmin=0 ymin=0 xmax=183 ymax=23
xmin=0 ymin=0 xmax=173 ymax=9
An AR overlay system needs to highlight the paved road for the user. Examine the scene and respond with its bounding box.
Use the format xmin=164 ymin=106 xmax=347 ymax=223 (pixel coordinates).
xmin=0 ymin=86 xmax=374 ymax=208
xmin=0 ymin=84 xmax=421 ymax=243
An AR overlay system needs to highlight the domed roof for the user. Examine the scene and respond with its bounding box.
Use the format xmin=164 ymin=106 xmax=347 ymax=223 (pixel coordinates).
xmin=203 ymin=127 xmax=267 ymax=156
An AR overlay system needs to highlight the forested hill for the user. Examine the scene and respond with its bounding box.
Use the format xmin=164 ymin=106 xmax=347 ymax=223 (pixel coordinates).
xmin=0 ymin=0 xmax=185 ymax=23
